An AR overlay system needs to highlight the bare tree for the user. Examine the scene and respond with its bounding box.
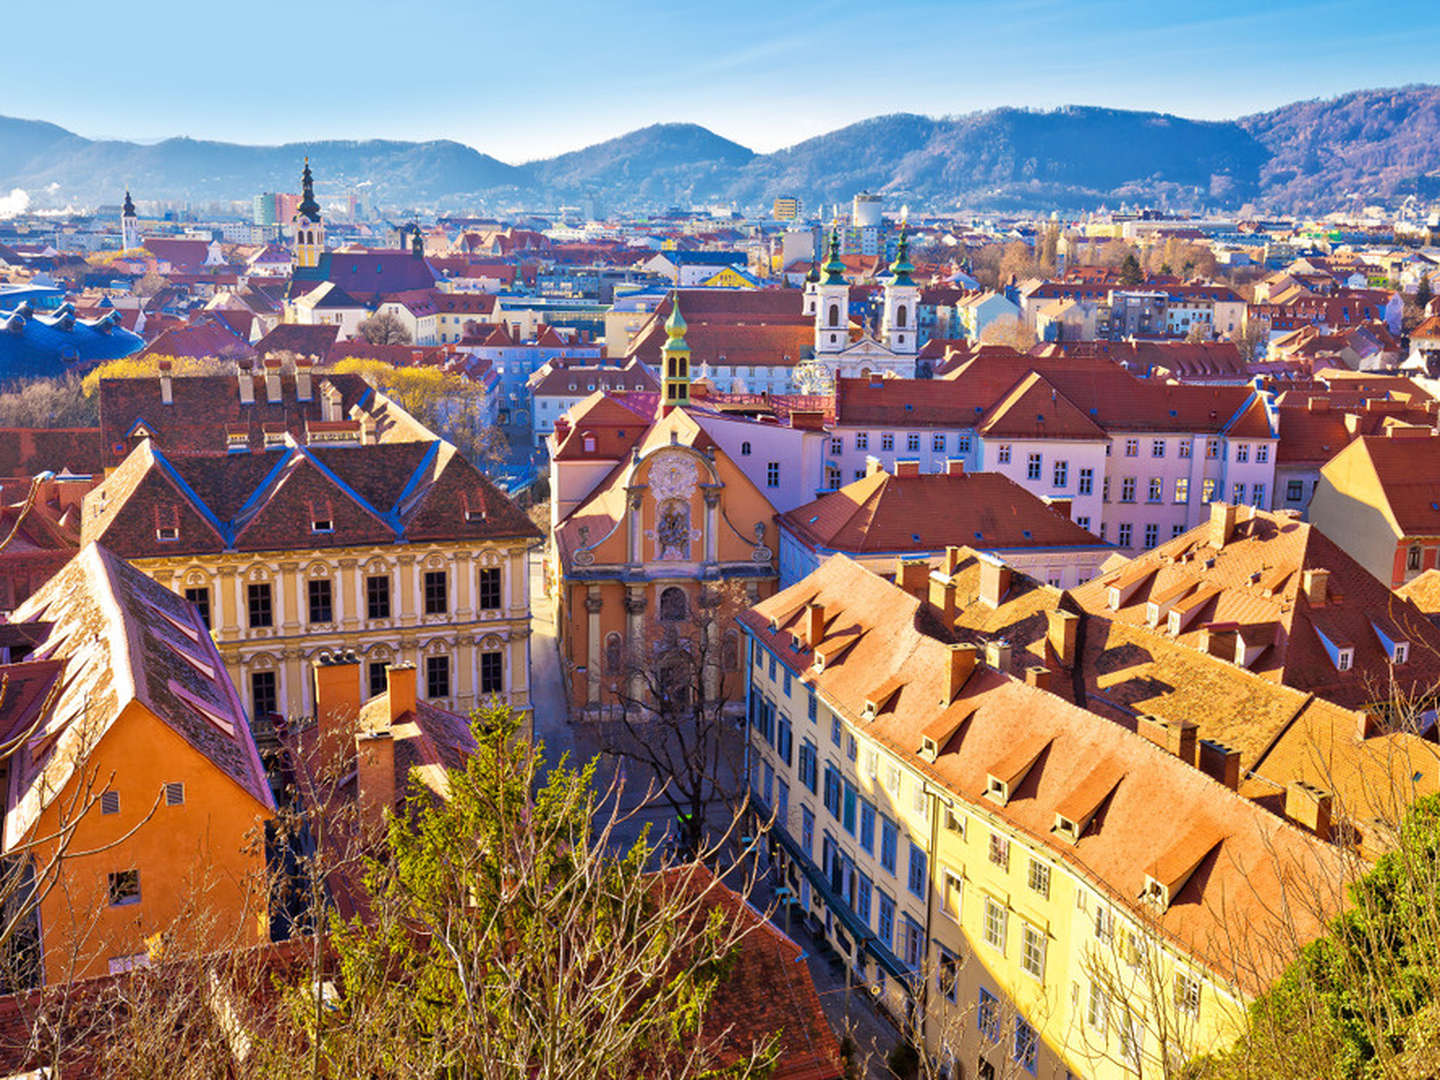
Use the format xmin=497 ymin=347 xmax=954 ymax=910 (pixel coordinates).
xmin=355 ymin=309 xmax=413 ymax=346
xmin=979 ymin=315 xmax=1038 ymax=351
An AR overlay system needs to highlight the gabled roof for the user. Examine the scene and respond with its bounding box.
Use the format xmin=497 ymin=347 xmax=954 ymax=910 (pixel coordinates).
xmin=6 ymin=544 xmax=275 ymax=849
xmin=1320 ymin=432 xmax=1440 ymax=538
xmin=977 ymin=372 xmax=1107 ymax=440
xmin=253 ymin=322 xmax=340 ymax=358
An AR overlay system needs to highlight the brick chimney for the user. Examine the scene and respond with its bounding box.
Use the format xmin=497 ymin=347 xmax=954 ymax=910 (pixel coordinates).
xmin=1024 ymin=666 xmax=1052 ymax=692
xmin=895 ymin=558 xmax=930 ymax=600
xmin=1302 ymin=568 xmax=1329 ymax=607
xmin=985 ymin=639 xmax=1012 ymax=672
xmin=263 ymin=356 xmax=283 ymax=404
xmin=356 ymin=729 xmax=397 ymax=825
xmin=928 ymin=572 xmax=958 ymax=624
xmin=295 ymin=355 xmax=314 ymax=402
xmin=1284 ymin=780 xmax=1332 ymax=840
xmin=895 ymin=459 xmax=920 ymax=477
xmin=977 ymin=554 xmax=1012 ymax=609
xmin=805 ymin=602 xmax=826 ymax=649
xmin=946 ymin=458 xmax=966 ymax=476
xmin=1046 ymin=609 xmax=1079 ymax=667
xmin=1197 ymin=738 xmax=1241 ymax=789
xmin=387 ymin=663 xmax=418 ymax=724
xmin=1209 ymin=502 xmax=1237 ymax=548
xmin=313 ymin=650 xmax=362 ymax=771
xmin=1137 ymin=714 xmax=1198 ymax=765
xmin=1048 ymin=497 xmax=1073 ymax=521
xmin=237 ymin=361 xmax=255 ymax=405
xmin=946 ymin=643 xmax=978 ymax=703
xmin=158 ymin=358 xmax=173 ymax=405
xmin=865 ymin=455 xmax=885 ymax=478
xmin=320 ymin=379 xmax=342 ymax=422
xmin=943 ymin=545 xmax=963 ymax=577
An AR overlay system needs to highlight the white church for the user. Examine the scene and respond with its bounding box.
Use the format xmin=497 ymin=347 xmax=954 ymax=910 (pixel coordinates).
xmin=802 ymin=223 xmax=920 ymax=382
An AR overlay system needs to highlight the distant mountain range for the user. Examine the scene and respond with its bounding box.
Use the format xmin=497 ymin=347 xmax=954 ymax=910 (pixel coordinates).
xmin=3 ymin=85 xmax=1440 ymax=216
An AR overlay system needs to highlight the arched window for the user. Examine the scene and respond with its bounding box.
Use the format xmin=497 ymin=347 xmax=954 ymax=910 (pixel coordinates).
xmin=659 ymin=586 xmax=688 ymax=622
xmin=896 ymin=305 xmax=908 ymax=328
xmin=740 ymin=441 xmax=751 ymax=456
xmin=604 ymin=632 xmax=623 ymax=675
xmin=828 ymin=303 xmax=840 ymax=327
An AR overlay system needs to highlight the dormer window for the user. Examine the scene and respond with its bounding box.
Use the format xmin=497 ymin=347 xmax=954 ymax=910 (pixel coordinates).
xmin=985 ymin=775 xmax=1008 ymax=804
xmin=154 ymin=503 xmax=179 ymax=541
xmin=920 ymin=736 xmax=938 ymax=762
xmin=156 ymin=526 xmax=178 ymax=541
xmin=1142 ymin=876 xmax=1168 ymax=908
xmin=1394 ymin=642 xmax=1409 ymax=665
xmin=312 ymin=518 xmax=332 ymax=533
xmin=1336 ymin=648 xmax=1353 ymax=672
xmin=1053 ymin=812 xmax=1081 ymax=843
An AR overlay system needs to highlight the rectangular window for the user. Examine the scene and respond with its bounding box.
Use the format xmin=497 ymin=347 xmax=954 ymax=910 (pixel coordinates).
xmin=1103 ymin=477 xmax=1111 ymax=502
xmin=1118 ymin=523 xmax=1133 ymax=548
xmin=775 ymin=780 xmax=789 ymax=834
xmin=958 ymin=433 xmax=972 ymax=453
xmin=902 ymin=917 xmax=924 ymax=971
xmin=823 ymin=765 xmax=842 ymax=819
xmin=1027 ymin=858 xmax=1050 ymax=898
xmin=1053 ymin=460 xmax=1068 ymax=488
xmin=368 ymin=660 xmax=388 ymax=698
xmin=307 ymin=578 xmax=333 ymax=624
xmin=831 ymin=437 xmax=843 ymax=455
xmin=477 ymin=567 xmax=502 ymax=609
xmin=101 ymin=790 xmax=120 ymax=815
xmin=855 ymin=431 xmax=869 ymax=451
xmin=907 ymin=841 xmax=927 ymax=899
xmin=164 ymin=781 xmax=185 ymax=807
xmin=830 ymin=715 xmax=842 ymax=747
xmin=988 ymin=832 xmax=1010 ymax=871
xmin=855 ymin=872 xmax=872 ymax=924
xmin=250 ymin=671 xmax=277 ymax=718
xmin=859 ymin=800 xmax=876 ymax=854
xmin=798 ymin=741 xmax=817 ymax=793
xmin=1206 ymin=438 xmax=1219 ymax=459
xmin=800 ymin=806 xmax=814 ymax=858
xmin=1144 ymin=523 xmax=1158 ymax=549
xmin=1175 ymin=476 xmax=1189 ymax=503
xmin=881 ymin=433 xmax=895 ymax=452
xmin=932 ymin=433 xmax=946 ymax=453
xmin=1287 ymin=479 xmax=1303 ymax=501
xmin=1148 ymin=477 xmax=1163 ymax=502
xmin=807 ymin=691 xmax=817 ymax=722
xmin=876 ymin=890 xmax=895 ymax=948
xmin=480 ymin=650 xmax=503 ymax=694
xmin=907 ymin=432 xmax=920 ymax=452
xmin=1235 ymin=443 xmax=1250 ymax=463
xmin=425 ymin=655 xmax=451 ymax=699
xmin=424 ymin=571 xmax=448 ymax=615
xmin=184 ymin=586 xmax=211 ymax=629
xmin=997 ymin=444 xmax=1011 ymax=464
xmin=366 ymin=575 xmax=391 ymax=620
xmin=1013 ymin=1017 xmax=1039 ymax=1075
xmin=1021 ymin=922 xmax=1046 ymax=980
xmin=1256 ymin=443 xmax=1270 ymax=463
xmin=1232 ymin=481 xmax=1246 ymax=504
xmin=246 ymin=583 xmax=272 ymax=629
xmin=938 ymin=947 xmax=959 ymax=1003
xmin=1175 ymin=971 xmax=1202 ymax=1018
xmin=1077 ymin=515 xmax=1090 ymax=531
xmin=1077 ymin=467 xmax=1093 ymax=495
xmin=776 ymin=713 xmax=793 ymax=766
xmin=1252 ymin=483 xmax=1266 ymax=507
xmin=842 ymin=780 xmax=858 ymax=836
xmin=1120 ymin=477 xmax=1136 ymax=503
xmin=766 ymin=462 xmax=780 ymax=488
xmin=108 ymin=869 xmax=141 ymax=907
xmin=1178 ymin=440 xmax=1192 ymax=459
xmin=983 ymin=897 xmax=1008 ymax=951
xmin=943 ymin=869 xmax=963 ymax=921
xmin=1088 ymin=981 xmax=1109 ymax=1031
xmin=1151 ymin=438 xmax=1165 ymax=458
xmin=1026 ymin=452 xmax=1042 ymax=481
xmin=978 ymin=987 xmax=1000 ymax=1042
xmin=1202 ymin=478 xmax=1217 ymax=503
xmin=1124 ymin=438 xmax=1139 ymax=457
xmin=880 ymin=816 xmax=898 ymax=874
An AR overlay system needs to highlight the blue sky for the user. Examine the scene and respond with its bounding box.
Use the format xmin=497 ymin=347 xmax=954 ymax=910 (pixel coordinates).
xmin=8 ymin=0 xmax=1439 ymax=161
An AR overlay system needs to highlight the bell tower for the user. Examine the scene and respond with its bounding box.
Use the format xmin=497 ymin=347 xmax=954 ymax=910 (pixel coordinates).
xmin=880 ymin=223 xmax=919 ymax=356
xmin=660 ymin=296 xmax=691 ymax=413
xmin=293 ymin=157 xmax=324 ymax=269
xmin=120 ymin=190 xmax=139 ymax=250
xmin=813 ymin=228 xmax=849 ymax=356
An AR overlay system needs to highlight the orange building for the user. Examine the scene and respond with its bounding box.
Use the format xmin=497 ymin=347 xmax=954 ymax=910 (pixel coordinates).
xmin=4 ymin=544 xmax=275 ymax=982
xmin=550 ymin=303 xmax=783 ymax=712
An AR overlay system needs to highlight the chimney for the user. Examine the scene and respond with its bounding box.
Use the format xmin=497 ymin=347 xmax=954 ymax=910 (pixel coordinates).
xmin=1284 ymin=780 xmax=1333 ymax=840
xmin=1209 ymin=502 xmax=1237 ymax=548
xmin=1024 ymin=666 xmax=1052 ymax=692
xmin=320 ymin=379 xmax=342 ymax=422
xmin=158 ymin=358 xmax=173 ymax=405
xmin=237 ymin=361 xmax=255 ymax=405
xmin=946 ymin=643 xmax=978 ymax=702
xmin=865 ymin=455 xmax=885 ymax=478
xmin=895 ymin=459 xmax=920 ymax=478
xmin=313 ymin=650 xmax=362 ymax=771
xmin=985 ymin=639 xmax=1012 ymax=673
xmin=356 ymin=729 xmax=397 ymax=826
xmin=387 ymin=663 xmax=417 ymax=725
xmin=1197 ymin=739 xmax=1242 ymax=790
xmin=977 ymin=554 xmax=1012 ymax=609
xmin=1307 ymin=396 xmax=1330 ymax=413
xmin=805 ymin=602 xmax=826 ymax=649
xmin=295 ymin=356 xmax=314 ymax=402
xmin=264 ymin=356 xmax=283 ymax=403
xmin=1302 ymin=568 xmax=1329 ymax=607
xmin=895 ymin=558 xmax=930 ymax=600
xmin=928 ymin=572 xmax=958 ymax=623
xmin=943 ymin=545 xmax=963 ymax=577
xmin=1046 ymin=609 xmax=1079 ymax=667
xmin=946 ymin=458 xmax=966 ymax=476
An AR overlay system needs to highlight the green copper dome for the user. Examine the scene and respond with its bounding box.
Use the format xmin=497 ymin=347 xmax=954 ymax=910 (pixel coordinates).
xmin=820 ymin=227 xmax=846 ymax=285
xmin=888 ymin=226 xmax=915 ymax=287
xmin=663 ymin=296 xmax=689 ymax=353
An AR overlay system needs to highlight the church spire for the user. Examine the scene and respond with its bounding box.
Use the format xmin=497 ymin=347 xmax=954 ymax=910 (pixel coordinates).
xmin=122 ymin=190 xmax=135 ymax=217
xmin=298 ymin=157 xmax=321 ymax=222
xmin=888 ymin=224 xmax=914 ymax=287
xmin=660 ymin=294 xmax=691 ymax=412
xmin=819 ymin=227 xmax=846 ymax=285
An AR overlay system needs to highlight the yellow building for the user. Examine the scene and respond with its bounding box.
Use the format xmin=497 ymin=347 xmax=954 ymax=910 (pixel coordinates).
xmin=80 ymin=434 xmax=540 ymax=726
xmin=740 ymin=554 xmax=1347 ymax=1078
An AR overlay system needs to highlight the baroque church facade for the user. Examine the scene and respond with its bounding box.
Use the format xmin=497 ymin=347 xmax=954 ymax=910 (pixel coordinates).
xmin=802 ymin=224 xmax=920 ymax=381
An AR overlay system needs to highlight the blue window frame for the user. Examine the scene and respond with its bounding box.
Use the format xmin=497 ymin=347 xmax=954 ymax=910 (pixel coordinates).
xmin=876 ymin=890 xmax=895 ymax=948
xmin=783 ymin=671 xmax=792 ymax=697
xmin=978 ymin=987 xmax=1000 ymax=1042
xmin=856 ymin=872 xmax=872 ymax=924
xmin=775 ymin=780 xmax=789 ymax=834
xmin=1013 ymin=1017 xmax=1038 ymax=1074
xmin=776 ymin=712 xmax=793 ymax=766
xmin=768 ymin=654 xmax=776 ymax=681
xmin=798 ymin=741 xmax=817 ymax=793
xmin=907 ymin=841 xmax=928 ymax=900
xmin=830 ymin=716 xmax=842 ymax=747
xmin=880 ymin=816 xmax=899 ymax=874
xmin=859 ymin=799 xmax=876 ymax=854
xmin=800 ymin=806 xmax=814 ymax=858
xmin=807 ymin=690 xmax=817 ymax=723
xmin=823 ymin=765 xmax=842 ymax=819
xmin=842 ymin=780 xmax=857 ymax=836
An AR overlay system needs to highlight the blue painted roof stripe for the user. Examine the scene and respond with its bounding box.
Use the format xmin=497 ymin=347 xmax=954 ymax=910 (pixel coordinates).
xmin=293 ymin=442 xmax=399 ymax=536
xmin=231 ymin=447 xmax=298 ymax=527
xmin=150 ymin=445 xmax=232 ymax=546
xmin=387 ymin=441 xmax=440 ymax=537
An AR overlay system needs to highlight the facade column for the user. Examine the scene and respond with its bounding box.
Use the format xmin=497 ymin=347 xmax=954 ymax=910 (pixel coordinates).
xmin=396 ymin=553 xmax=416 ymax=627
xmin=278 ymin=560 xmax=301 ymax=633
xmin=337 ymin=557 xmax=358 ymax=629
xmin=624 ymin=586 xmax=648 ymax=703
xmin=702 ymin=486 xmax=721 ymax=565
xmin=453 ymin=549 xmax=474 ymax=620
xmin=585 ymin=588 xmax=603 ymax=706
xmin=625 ymin=487 xmax=646 ymax=566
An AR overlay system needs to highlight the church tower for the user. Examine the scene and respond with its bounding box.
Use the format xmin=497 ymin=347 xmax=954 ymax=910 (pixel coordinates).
xmin=880 ymin=224 xmax=919 ymax=356
xmin=660 ymin=297 xmax=691 ymax=413
xmin=293 ymin=158 xmax=324 ymax=269
xmin=120 ymin=190 xmax=139 ymax=250
xmin=813 ymin=228 xmax=849 ymax=356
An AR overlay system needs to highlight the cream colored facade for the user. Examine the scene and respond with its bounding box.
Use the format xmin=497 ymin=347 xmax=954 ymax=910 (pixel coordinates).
xmin=135 ymin=539 xmax=532 ymax=723
xmin=747 ymin=641 xmax=1248 ymax=1080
